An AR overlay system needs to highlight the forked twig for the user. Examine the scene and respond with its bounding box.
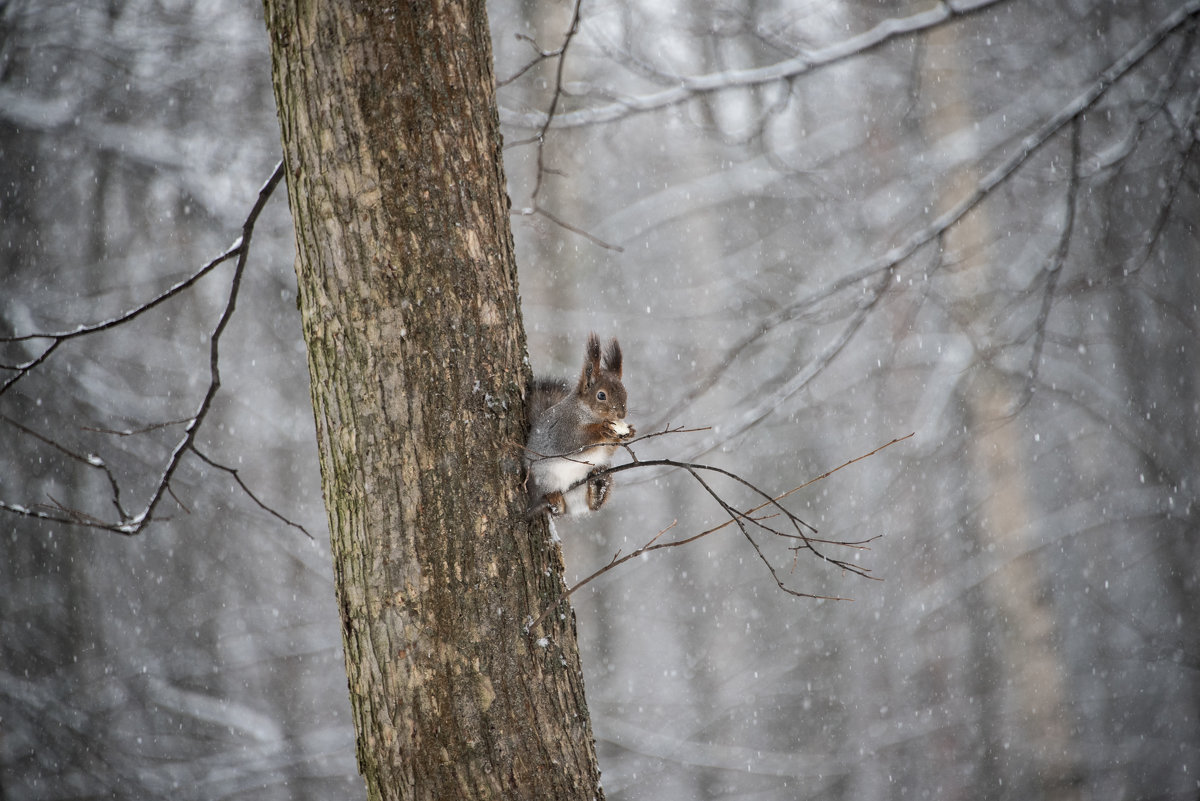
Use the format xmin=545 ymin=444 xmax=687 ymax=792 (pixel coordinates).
xmin=527 ymin=432 xmax=913 ymax=633
xmin=0 ymin=161 xmax=292 ymax=537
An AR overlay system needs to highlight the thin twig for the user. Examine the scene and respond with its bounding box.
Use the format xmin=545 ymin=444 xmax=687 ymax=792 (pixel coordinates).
xmin=526 ymin=205 xmax=624 ymax=252
xmin=500 ymin=0 xmax=626 ymax=252
xmin=81 ymin=417 xmax=193 ymax=436
xmin=528 ymin=519 xmax=679 ymax=631
xmin=528 ymin=433 xmax=913 ymax=632
xmin=501 ymin=0 xmax=1012 ymax=130
xmin=191 ymin=446 xmax=314 ymax=540
xmin=0 ymin=160 xmax=286 ymax=535
xmin=521 ymin=422 xmax=708 ymax=465
xmin=498 ymin=33 xmax=568 ymax=89
xmin=649 ymin=3 xmax=1200 ymax=431
xmin=1 ymin=242 xmax=245 ymax=396
xmin=528 ymin=0 xmax=582 ymax=207
xmin=0 ymin=412 xmax=129 ymax=521
xmin=118 ymin=161 xmax=286 ymax=535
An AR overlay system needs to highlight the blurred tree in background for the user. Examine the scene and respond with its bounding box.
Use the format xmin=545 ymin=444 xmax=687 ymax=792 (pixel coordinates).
xmin=2 ymin=0 xmax=1197 ymax=799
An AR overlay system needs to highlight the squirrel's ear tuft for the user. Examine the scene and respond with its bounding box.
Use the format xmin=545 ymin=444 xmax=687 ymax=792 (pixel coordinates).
xmin=604 ymin=339 xmax=622 ymax=377
xmin=578 ymin=333 xmax=602 ymax=390
xmin=585 ymin=333 xmax=602 ymax=365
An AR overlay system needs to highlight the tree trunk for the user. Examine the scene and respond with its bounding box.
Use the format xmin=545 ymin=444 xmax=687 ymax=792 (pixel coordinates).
xmin=923 ymin=22 xmax=1081 ymax=798
xmin=261 ymin=2 xmax=605 ymax=799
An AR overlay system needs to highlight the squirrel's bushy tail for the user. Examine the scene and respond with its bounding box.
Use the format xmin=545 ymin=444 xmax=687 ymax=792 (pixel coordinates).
xmin=527 ymin=378 xmax=570 ymax=420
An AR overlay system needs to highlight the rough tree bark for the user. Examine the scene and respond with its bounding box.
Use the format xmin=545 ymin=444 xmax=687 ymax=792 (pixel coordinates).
xmin=261 ymin=2 xmax=605 ymax=799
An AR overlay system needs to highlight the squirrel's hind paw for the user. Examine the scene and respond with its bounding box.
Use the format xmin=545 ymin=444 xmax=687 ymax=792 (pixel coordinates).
xmin=524 ymin=491 xmax=564 ymax=520
xmin=586 ymin=474 xmax=612 ymax=512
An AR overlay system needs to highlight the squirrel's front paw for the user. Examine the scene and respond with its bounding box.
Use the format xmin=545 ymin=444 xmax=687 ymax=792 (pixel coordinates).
xmin=606 ymin=420 xmax=635 ymax=440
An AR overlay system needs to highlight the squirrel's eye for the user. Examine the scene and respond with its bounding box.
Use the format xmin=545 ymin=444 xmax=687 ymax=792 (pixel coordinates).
xmin=596 ymin=390 xmax=607 ymax=401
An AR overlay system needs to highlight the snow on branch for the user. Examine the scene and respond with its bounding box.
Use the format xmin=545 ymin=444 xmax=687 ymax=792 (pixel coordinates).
xmin=0 ymin=161 xmax=291 ymax=537
xmin=1 ymin=237 xmax=245 ymax=394
xmin=652 ymin=3 xmax=1200 ymax=435
xmin=502 ymin=0 xmax=624 ymax=252
xmin=500 ymin=0 xmax=1009 ymax=130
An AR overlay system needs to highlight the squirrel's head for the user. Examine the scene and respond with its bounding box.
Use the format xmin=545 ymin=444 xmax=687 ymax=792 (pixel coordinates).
xmin=576 ymin=333 xmax=627 ymax=420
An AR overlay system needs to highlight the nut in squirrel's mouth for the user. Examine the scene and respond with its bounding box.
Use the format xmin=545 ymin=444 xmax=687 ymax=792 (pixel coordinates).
xmin=609 ymin=421 xmax=632 ymax=437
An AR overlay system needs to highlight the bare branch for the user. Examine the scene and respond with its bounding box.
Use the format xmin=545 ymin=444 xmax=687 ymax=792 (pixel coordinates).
xmin=501 ymin=0 xmax=1012 ymax=130
xmin=1015 ymin=119 xmax=1081 ymax=412
xmin=0 ymin=339 xmax=62 ymax=395
xmin=528 ymin=519 xmax=679 ymax=632
xmin=619 ymin=424 xmax=712 ymax=455
xmin=601 ymin=457 xmax=820 ymax=538
xmin=41 ymin=494 xmax=113 ymax=528
xmin=519 ymin=204 xmax=624 ymax=252
xmin=652 ymin=4 xmax=1200 ymax=432
xmin=0 ymin=160 xmax=287 ymax=536
xmin=81 ymin=418 xmax=194 ymax=436
xmin=498 ymin=33 xmax=568 ymax=89
xmin=1 ymin=241 xmax=241 ymax=396
xmin=191 ymin=446 xmax=314 ymax=540
xmin=528 ymin=433 xmax=913 ymax=633
xmin=0 ymin=412 xmax=129 ymax=521
xmin=120 ymin=161 xmax=286 ymax=535
xmin=501 ymin=0 xmax=625 ymax=252
xmin=526 ymin=0 xmax=581 ymax=207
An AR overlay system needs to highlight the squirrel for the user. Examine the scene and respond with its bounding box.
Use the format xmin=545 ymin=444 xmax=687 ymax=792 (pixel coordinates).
xmin=525 ymin=333 xmax=636 ymax=516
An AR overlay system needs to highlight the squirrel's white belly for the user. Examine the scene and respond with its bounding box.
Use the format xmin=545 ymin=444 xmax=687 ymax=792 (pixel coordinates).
xmin=532 ymin=445 xmax=614 ymax=490
xmin=532 ymin=445 xmax=616 ymax=515
xmin=533 ymin=456 xmax=591 ymax=494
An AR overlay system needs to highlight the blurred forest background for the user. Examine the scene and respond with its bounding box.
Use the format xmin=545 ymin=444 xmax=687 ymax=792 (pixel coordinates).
xmin=2 ymin=0 xmax=1198 ymax=799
